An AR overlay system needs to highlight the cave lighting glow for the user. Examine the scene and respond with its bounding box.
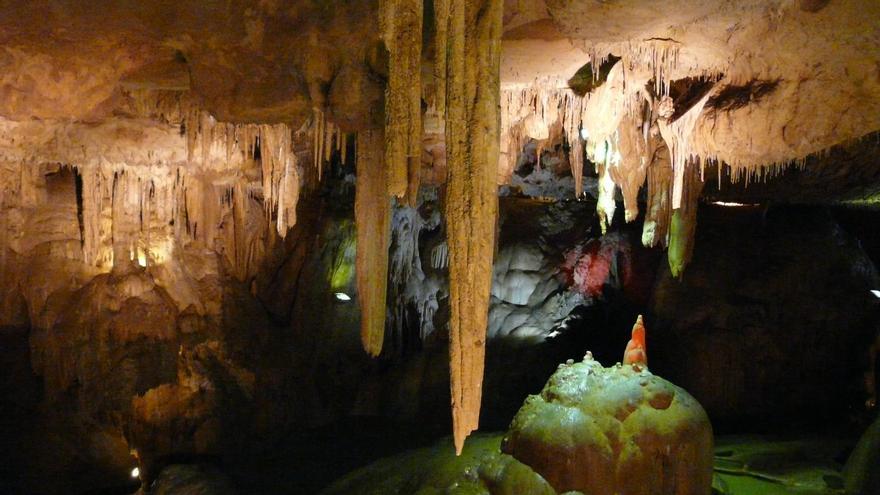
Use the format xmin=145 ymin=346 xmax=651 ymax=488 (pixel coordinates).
xmin=335 ymin=292 xmax=352 ymax=302
xmin=870 ymin=290 xmax=880 ymax=298
xmin=130 ymin=467 xmax=140 ymax=479
xmin=712 ymin=201 xmax=758 ymax=207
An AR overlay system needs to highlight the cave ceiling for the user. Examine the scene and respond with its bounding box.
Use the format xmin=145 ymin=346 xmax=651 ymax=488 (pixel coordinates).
xmin=0 ymin=1 xmax=876 ymax=164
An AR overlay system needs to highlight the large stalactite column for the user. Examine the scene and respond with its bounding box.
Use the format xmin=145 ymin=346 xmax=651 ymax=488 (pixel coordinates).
xmin=667 ymin=161 xmax=704 ymax=278
xmin=356 ymin=130 xmax=391 ymax=357
xmin=381 ymin=0 xmax=423 ymax=204
xmin=441 ymin=0 xmax=503 ymax=455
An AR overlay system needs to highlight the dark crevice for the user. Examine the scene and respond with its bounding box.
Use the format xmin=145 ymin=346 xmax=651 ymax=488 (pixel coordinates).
xmin=707 ymin=79 xmax=780 ymax=113
xmin=567 ymin=55 xmax=621 ymax=96
xmin=666 ymin=76 xmax=718 ymax=121
xmin=74 ymin=168 xmax=85 ymax=249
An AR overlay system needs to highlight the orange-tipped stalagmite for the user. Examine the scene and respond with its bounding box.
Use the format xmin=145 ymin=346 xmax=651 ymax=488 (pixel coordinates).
xmin=380 ymin=0 xmax=422 ymax=204
xmin=355 ymin=130 xmax=391 ymax=357
xmin=623 ymin=315 xmax=648 ymax=366
xmin=442 ymin=0 xmax=503 ymax=455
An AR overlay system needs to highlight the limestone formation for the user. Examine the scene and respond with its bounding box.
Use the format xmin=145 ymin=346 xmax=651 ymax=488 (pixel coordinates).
xmin=381 ymin=0 xmax=423 ymax=204
xmin=0 ymin=2 xmax=879 ymax=490
xmin=355 ymin=130 xmax=391 ymax=356
xmin=442 ymin=0 xmax=504 ymax=454
xmin=502 ymin=353 xmax=714 ymax=495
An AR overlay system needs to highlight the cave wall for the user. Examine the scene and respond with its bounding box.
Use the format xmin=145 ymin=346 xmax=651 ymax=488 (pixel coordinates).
xmin=650 ymin=205 xmax=880 ymax=431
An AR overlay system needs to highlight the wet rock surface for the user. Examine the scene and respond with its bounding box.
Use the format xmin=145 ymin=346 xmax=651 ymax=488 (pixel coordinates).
xmin=502 ymin=357 xmax=713 ymax=495
xmin=323 ymin=353 xmax=713 ymax=495
xmin=144 ymin=464 xmax=237 ymax=495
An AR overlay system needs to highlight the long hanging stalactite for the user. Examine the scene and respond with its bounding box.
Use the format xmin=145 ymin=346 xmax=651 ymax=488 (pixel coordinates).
xmin=667 ymin=159 xmax=705 ymax=277
xmin=380 ymin=0 xmax=423 ymax=205
xmin=441 ymin=0 xmax=503 ymax=455
xmin=355 ymin=130 xmax=391 ymax=357
xmin=356 ymin=0 xmax=424 ymax=358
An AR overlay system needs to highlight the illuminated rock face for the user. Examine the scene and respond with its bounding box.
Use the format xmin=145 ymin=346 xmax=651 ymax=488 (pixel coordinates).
xmin=355 ymin=130 xmax=391 ymax=356
xmin=502 ymin=356 xmax=713 ymax=495
xmin=442 ymin=0 xmax=504 ymax=454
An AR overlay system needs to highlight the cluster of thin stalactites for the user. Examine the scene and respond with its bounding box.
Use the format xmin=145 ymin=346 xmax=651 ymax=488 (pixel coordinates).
xmin=0 ymin=93 xmax=348 ymax=282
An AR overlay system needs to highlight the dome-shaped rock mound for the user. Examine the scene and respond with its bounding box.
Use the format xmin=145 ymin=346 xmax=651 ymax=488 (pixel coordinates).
xmin=502 ymin=353 xmax=713 ymax=495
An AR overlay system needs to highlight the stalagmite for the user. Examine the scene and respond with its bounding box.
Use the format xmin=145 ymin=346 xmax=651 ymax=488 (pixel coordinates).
xmin=667 ymin=161 xmax=704 ymax=277
xmin=442 ymin=0 xmax=503 ymax=455
xmin=622 ymin=315 xmax=647 ymax=366
xmin=381 ymin=0 xmax=423 ymax=203
xmin=355 ymin=130 xmax=391 ymax=357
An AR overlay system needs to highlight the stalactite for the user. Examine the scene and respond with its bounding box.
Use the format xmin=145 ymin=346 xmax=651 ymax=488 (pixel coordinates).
xmin=430 ymin=242 xmax=448 ymax=269
xmin=499 ymin=87 xmax=584 ymax=190
xmin=381 ymin=0 xmax=423 ymax=202
xmin=355 ymin=130 xmax=391 ymax=357
xmin=667 ymin=160 xmax=704 ymax=278
xmin=313 ymin=109 xmax=324 ymax=177
xmin=80 ymin=166 xmax=102 ymax=266
xmin=230 ymin=179 xmax=248 ymax=280
xmin=656 ymin=90 xmax=714 ymax=210
xmin=596 ymin=158 xmax=617 ymax=234
xmin=563 ymin=92 xmax=585 ymax=198
xmin=111 ymin=169 xmax=139 ymax=271
xmin=581 ymin=61 xmax=626 ymax=149
xmin=442 ymin=0 xmax=502 ymax=455
xmin=433 ymin=0 xmax=450 ymax=114
xmin=387 ymin=202 xmax=434 ymax=349
xmin=642 ymin=140 xmax=673 ymax=248
xmin=611 ymin=111 xmax=649 ymax=223
xmin=0 ymin=92 xmax=328 ymax=282
xmin=259 ymin=124 xmax=300 ymax=238
xmin=19 ymin=162 xmax=42 ymax=208
xmin=277 ymin=154 xmax=299 ymax=239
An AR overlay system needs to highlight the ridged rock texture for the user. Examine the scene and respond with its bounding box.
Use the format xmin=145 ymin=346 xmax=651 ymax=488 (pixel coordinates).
xmin=355 ymin=130 xmax=391 ymax=356
xmin=502 ymin=353 xmax=714 ymax=495
xmin=381 ymin=0 xmax=423 ymax=204
xmin=441 ymin=0 xmax=504 ymax=454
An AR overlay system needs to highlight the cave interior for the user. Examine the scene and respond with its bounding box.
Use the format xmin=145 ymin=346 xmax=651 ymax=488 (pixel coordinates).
xmin=1 ymin=1 xmax=880 ymax=494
